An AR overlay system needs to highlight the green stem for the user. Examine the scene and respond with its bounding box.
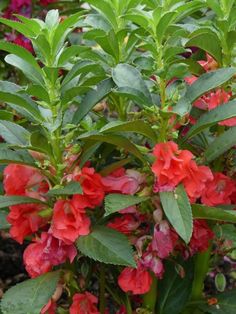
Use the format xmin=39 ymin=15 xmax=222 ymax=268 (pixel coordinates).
xmin=142 ymin=275 xmax=158 ymax=313
xmin=125 ymin=295 xmax=132 ymax=314
xmin=99 ymin=265 xmax=106 ymax=314
xmin=191 ymin=244 xmax=212 ymax=301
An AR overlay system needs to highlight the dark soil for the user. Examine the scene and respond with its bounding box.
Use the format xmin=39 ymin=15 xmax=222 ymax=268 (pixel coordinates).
xmin=0 ymin=232 xmax=28 ymax=298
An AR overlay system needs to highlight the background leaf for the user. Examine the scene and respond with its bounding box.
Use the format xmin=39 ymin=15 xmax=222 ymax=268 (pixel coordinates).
xmin=1 ymin=272 xmax=60 ymax=314
xmin=157 ymin=259 xmax=194 ymax=314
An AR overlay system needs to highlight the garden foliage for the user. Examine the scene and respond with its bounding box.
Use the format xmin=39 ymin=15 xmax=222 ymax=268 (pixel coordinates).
xmin=0 ymin=0 xmax=236 ymax=313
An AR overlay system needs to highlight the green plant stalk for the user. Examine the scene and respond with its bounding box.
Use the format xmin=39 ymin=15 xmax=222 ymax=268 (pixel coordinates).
xmin=125 ymin=295 xmax=133 ymax=314
xmin=99 ymin=265 xmax=106 ymax=314
xmin=142 ymin=275 xmax=158 ymax=312
xmin=191 ymin=244 xmax=212 ymax=301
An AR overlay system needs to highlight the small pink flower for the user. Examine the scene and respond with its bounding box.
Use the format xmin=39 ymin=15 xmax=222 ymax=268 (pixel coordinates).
xmin=24 ymin=232 xmax=77 ymax=278
xmin=151 ymin=221 xmax=176 ymax=259
xmin=102 ymin=168 xmax=145 ymax=195
xmin=141 ymin=251 xmax=164 ymax=278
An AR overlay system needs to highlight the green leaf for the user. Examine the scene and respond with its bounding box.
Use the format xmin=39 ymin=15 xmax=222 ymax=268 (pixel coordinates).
xmin=156 ymin=11 xmax=177 ymax=43
xmin=157 ymin=259 xmax=194 ymax=314
xmin=112 ymin=63 xmax=153 ymax=105
xmin=0 ymin=17 xmax=35 ymax=38
xmin=0 ymin=120 xmax=30 ymax=146
xmin=57 ymin=45 xmax=90 ymax=66
xmin=104 ymin=194 xmax=149 ymax=215
xmin=0 ymin=81 xmax=42 ymax=123
xmin=100 ymin=120 xmax=156 ymax=141
xmin=45 ymin=9 xmax=59 ymax=29
xmin=0 ymin=211 xmax=10 ymax=230
xmin=77 ymin=226 xmax=136 ymax=267
xmin=204 ymin=127 xmax=236 ymax=162
xmin=175 ymin=1 xmax=207 ymax=21
xmin=160 ymin=185 xmax=193 ymax=243
xmin=198 ymin=289 xmax=236 ymax=314
xmin=0 ymin=195 xmax=45 ymax=209
xmin=186 ymin=99 xmax=236 ymax=139
xmin=186 ymin=30 xmax=222 ymax=63
xmin=0 ymin=41 xmax=42 ymax=73
xmin=14 ymin=15 xmax=42 ymax=35
xmin=5 ymin=54 xmax=44 ymax=85
xmin=62 ymin=60 xmax=103 ymax=86
xmin=47 ymin=181 xmax=82 ymax=196
xmin=77 ymin=132 xmax=146 ymax=163
xmin=30 ymin=131 xmax=52 ymax=155
xmin=100 ymin=157 xmax=132 ymax=176
xmin=192 ymin=204 xmax=236 ymax=223
xmin=73 ymin=78 xmax=115 ymax=124
xmin=1 ymin=272 xmax=60 ymax=314
xmin=52 ymin=11 xmax=84 ymax=55
xmin=86 ymin=0 xmax=118 ymax=31
xmin=174 ymin=68 xmax=236 ymax=116
xmin=0 ymin=149 xmax=35 ymax=166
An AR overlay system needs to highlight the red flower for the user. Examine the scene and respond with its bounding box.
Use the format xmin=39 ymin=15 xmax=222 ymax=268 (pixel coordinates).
xmin=107 ymin=214 xmax=140 ymax=235
xmin=151 ymin=221 xmax=176 ymax=259
xmin=4 ymin=164 xmax=47 ymax=197
xmin=102 ymin=168 xmax=145 ymax=195
xmin=73 ymin=167 xmax=105 ymax=208
xmin=69 ymin=292 xmax=99 ymax=314
xmin=3 ymin=0 xmax=31 ymax=18
xmin=189 ymin=220 xmax=214 ymax=255
xmin=24 ymin=232 xmax=76 ymax=278
xmin=51 ymin=199 xmax=90 ymax=244
xmin=201 ymin=173 xmax=235 ymax=206
xmin=7 ymin=204 xmax=46 ymax=243
xmin=152 ymin=141 xmax=193 ymax=192
xmin=118 ymin=263 xmax=152 ymax=295
xmin=182 ymin=161 xmax=213 ymax=203
xmin=4 ymin=164 xmax=48 ymax=243
xmin=5 ymin=34 xmax=34 ymax=53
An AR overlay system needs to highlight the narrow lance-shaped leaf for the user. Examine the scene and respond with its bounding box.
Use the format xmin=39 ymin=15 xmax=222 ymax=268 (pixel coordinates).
xmin=0 ymin=149 xmax=35 ymax=166
xmin=174 ymin=68 xmax=236 ymax=116
xmin=192 ymin=204 xmax=236 ymax=223
xmin=1 ymin=272 xmax=60 ymax=314
xmin=0 ymin=195 xmax=46 ymax=209
xmin=77 ymin=226 xmax=136 ymax=267
xmin=105 ymin=194 xmax=149 ymax=216
xmin=77 ymin=132 xmax=146 ymax=163
xmin=160 ymin=184 xmax=193 ymax=243
xmin=73 ymin=78 xmax=115 ymax=124
xmin=204 ymin=127 xmax=236 ymax=162
xmin=47 ymin=181 xmax=82 ymax=196
xmin=0 ymin=120 xmax=30 ymax=146
xmin=112 ymin=63 xmax=153 ymax=106
xmin=186 ymin=30 xmax=222 ymax=63
xmin=0 ymin=41 xmax=43 ymax=73
xmin=186 ymin=99 xmax=236 ymax=139
xmin=100 ymin=120 xmax=157 ymax=141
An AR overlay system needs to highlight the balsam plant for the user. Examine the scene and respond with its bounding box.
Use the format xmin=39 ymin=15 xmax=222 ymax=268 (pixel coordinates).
xmin=1 ymin=1 xmax=236 ymax=313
